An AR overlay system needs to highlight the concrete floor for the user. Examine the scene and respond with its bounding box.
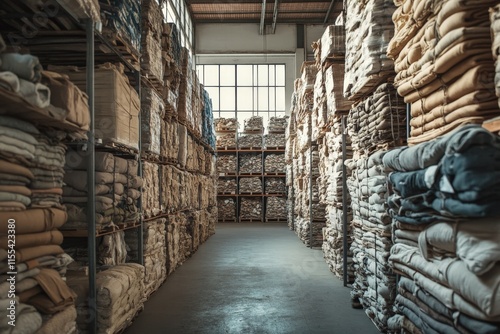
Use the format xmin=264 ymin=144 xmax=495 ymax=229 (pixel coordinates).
xmin=125 ymin=223 xmax=379 ymax=334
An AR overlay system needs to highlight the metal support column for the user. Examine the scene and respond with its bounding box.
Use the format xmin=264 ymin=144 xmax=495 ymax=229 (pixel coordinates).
xmin=135 ymin=70 xmax=144 ymax=266
xmin=85 ymin=19 xmax=97 ymax=334
xmin=406 ymin=103 xmax=411 ymax=139
xmin=341 ymin=115 xmax=349 ymax=287
xmin=308 ymin=113 xmax=313 ymax=248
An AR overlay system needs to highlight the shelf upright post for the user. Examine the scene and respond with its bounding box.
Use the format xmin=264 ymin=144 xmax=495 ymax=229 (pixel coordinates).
xmin=406 ymin=103 xmax=411 ymax=139
xmin=308 ymin=113 xmax=313 ymax=248
xmin=341 ymin=115 xmax=348 ymax=287
xmin=85 ymin=19 xmax=97 ymax=334
xmin=135 ymin=69 xmax=144 ymax=266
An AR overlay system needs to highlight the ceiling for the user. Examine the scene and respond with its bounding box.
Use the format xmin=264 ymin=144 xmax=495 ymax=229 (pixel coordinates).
xmin=187 ymin=0 xmax=343 ymax=30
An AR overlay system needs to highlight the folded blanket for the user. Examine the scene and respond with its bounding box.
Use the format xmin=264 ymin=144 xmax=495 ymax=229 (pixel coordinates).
xmin=0 ymin=208 xmax=67 ymax=234
xmin=18 ymin=79 xmax=51 ymax=109
xmin=0 ymin=172 xmax=32 ymax=186
xmin=0 ymin=191 xmax=31 ymax=206
xmin=0 ymin=159 xmax=34 ymax=179
xmin=16 ymin=245 xmax=65 ymax=263
xmin=32 ymin=268 xmax=76 ymax=311
xmin=0 ymin=201 xmax=26 ymax=211
xmin=0 ymin=298 xmax=42 ymax=334
xmin=0 ymin=185 xmax=31 ymax=197
xmin=0 ymin=230 xmax=63 ymax=249
xmin=0 ymin=71 xmax=20 ymax=92
xmin=0 ymin=53 xmax=42 ymax=82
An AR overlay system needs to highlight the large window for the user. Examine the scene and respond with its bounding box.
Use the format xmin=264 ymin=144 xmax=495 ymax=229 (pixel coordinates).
xmin=197 ymin=64 xmax=286 ymax=132
xmin=163 ymin=0 xmax=193 ymax=55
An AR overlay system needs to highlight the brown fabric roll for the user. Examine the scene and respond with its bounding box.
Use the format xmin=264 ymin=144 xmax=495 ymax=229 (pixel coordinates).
xmin=0 ymin=230 xmax=63 ymax=249
xmin=33 ymin=268 xmax=76 ymax=307
xmin=0 ymin=208 xmax=67 ymax=235
xmin=18 ymin=285 xmax=43 ymax=303
xmin=0 ymin=159 xmax=34 ymax=179
xmin=408 ymin=116 xmax=485 ymax=145
xmin=16 ymin=245 xmax=64 ymax=263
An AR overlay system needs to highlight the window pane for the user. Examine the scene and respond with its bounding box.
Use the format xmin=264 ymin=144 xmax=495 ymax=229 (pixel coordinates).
xmin=258 ymin=65 xmax=268 ymax=86
xmin=269 ymin=65 xmax=275 ymax=86
xmin=269 ymin=87 xmax=276 ymax=111
xmin=220 ymin=87 xmax=236 ymax=111
xmin=237 ymin=65 xmax=253 ymax=86
xmin=219 ymin=111 xmax=235 ymax=119
xmin=196 ymin=65 xmax=204 ymax=83
xmin=253 ymin=87 xmax=258 ymax=110
xmin=258 ymin=87 xmax=268 ymax=111
xmin=205 ymin=87 xmax=219 ymax=110
xmin=220 ymin=65 xmax=235 ymax=86
xmin=203 ymin=65 xmax=219 ymax=86
xmin=253 ymin=66 xmax=258 ymax=85
xmin=276 ymin=65 xmax=285 ymax=86
xmin=237 ymin=87 xmax=253 ymax=111
xmin=276 ymin=87 xmax=285 ymax=111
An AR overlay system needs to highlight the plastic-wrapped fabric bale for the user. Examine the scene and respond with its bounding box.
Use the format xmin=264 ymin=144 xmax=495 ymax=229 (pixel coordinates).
xmin=217 ymin=154 xmax=237 ymax=174
xmin=264 ymin=133 xmax=286 ymax=148
xmin=239 ymin=153 xmax=261 ymax=174
xmin=216 ymin=133 xmax=237 ymax=148
xmin=243 ymin=116 xmax=263 ymax=133
xmin=202 ymin=88 xmax=216 ymax=148
xmin=214 ymin=118 xmax=238 ymax=132
xmin=140 ymin=0 xmax=163 ymax=84
xmin=99 ymin=0 xmax=141 ymax=54
xmin=238 ymin=134 xmax=262 ymax=149
xmin=178 ymin=123 xmax=188 ymax=168
xmin=191 ymin=77 xmax=203 ymax=137
xmin=265 ymin=197 xmax=287 ymax=220
xmin=343 ymin=0 xmax=396 ymax=101
xmin=319 ymin=25 xmax=346 ymax=64
xmin=166 ymin=212 xmax=193 ymax=274
xmin=264 ymin=154 xmax=285 ymax=174
xmin=324 ymin=63 xmax=351 ymax=114
xmin=161 ymin=23 xmax=181 ymax=113
xmin=141 ymin=161 xmax=160 ymax=218
xmin=217 ymin=197 xmax=236 ymax=221
xmin=141 ymin=87 xmax=164 ymax=155
xmin=178 ymin=48 xmax=193 ymax=126
xmin=240 ymin=197 xmax=262 ymax=220
xmin=239 ymin=177 xmax=262 ymax=194
xmin=267 ymin=116 xmax=288 ymax=133
xmin=264 ymin=177 xmax=285 ymax=194
xmin=125 ymin=218 xmax=167 ymax=297
xmin=162 ymin=117 xmax=179 ymax=162
xmin=67 ymin=263 xmax=145 ymax=334
xmin=217 ymin=178 xmax=237 ymax=194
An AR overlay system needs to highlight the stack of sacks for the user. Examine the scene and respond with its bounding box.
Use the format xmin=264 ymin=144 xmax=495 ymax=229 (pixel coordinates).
xmin=239 ymin=177 xmax=262 ymax=193
xmin=239 ymin=153 xmax=261 ymax=174
xmin=244 ymin=116 xmax=263 ymax=133
xmin=311 ymin=59 xmax=326 ymax=140
xmin=141 ymin=161 xmax=160 ymax=218
xmin=265 ymin=178 xmax=285 ymax=194
xmin=265 ymin=197 xmax=287 ymax=220
xmin=161 ymin=23 xmax=181 ymax=113
xmin=166 ymin=212 xmax=194 ymax=274
xmin=67 ymin=263 xmax=145 ymax=333
xmin=318 ymin=122 xmax=354 ymax=280
xmin=346 ymin=152 xmax=395 ymax=330
xmin=63 ymin=151 xmax=142 ymax=230
xmin=294 ymin=63 xmax=317 ymax=153
xmin=125 ymin=218 xmax=167 ymax=298
xmin=216 ymin=133 xmax=237 ymax=148
xmin=49 ymin=63 xmax=140 ymax=150
xmin=97 ymin=231 xmax=127 ymax=266
xmin=217 ymin=178 xmax=237 ymax=194
xmin=214 ymin=117 xmax=238 ymax=132
xmin=313 ymin=25 xmax=346 ymax=65
xmin=286 ymin=100 xmax=298 ymax=229
xmin=161 ymin=117 xmax=179 ymax=162
xmin=389 ymin=0 xmax=500 ymax=145
xmin=264 ymin=154 xmax=285 ymax=173
xmin=238 ymin=134 xmax=262 ymax=149
xmin=344 ymin=0 xmax=396 ymax=101
xmin=217 ymin=198 xmax=236 ymax=221
xmin=191 ymin=77 xmax=203 ymax=138
xmin=202 ymin=88 xmax=216 ymax=149
xmin=0 ymin=117 xmax=78 ymax=333
xmin=216 ymin=155 xmax=237 ymax=174
xmin=384 ymin=125 xmax=500 ymax=333
xmin=240 ymin=197 xmax=262 ymax=220
xmin=267 ymin=116 xmax=288 ymax=133
xmin=99 ymin=0 xmax=141 ymax=53
xmin=141 ymin=0 xmax=164 ymax=86
xmin=141 ymin=86 xmax=164 ymax=156
xmin=264 ymin=133 xmax=286 ymax=148
xmin=178 ymin=48 xmax=193 ymax=129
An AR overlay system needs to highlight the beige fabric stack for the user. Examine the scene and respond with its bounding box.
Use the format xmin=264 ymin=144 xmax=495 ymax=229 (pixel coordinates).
xmin=389 ymin=0 xmax=500 ymax=145
xmin=344 ymin=0 xmax=396 ymax=101
xmin=265 ymin=197 xmax=287 ymax=220
xmin=239 ymin=177 xmax=262 ymax=194
xmin=216 ymin=133 xmax=237 ymax=148
xmin=264 ymin=154 xmax=285 ymax=173
xmin=217 ymin=198 xmax=236 ymax=221
xmin=265 ymin=178 xmax=285 ymax=194
xmin=264 ymin=133 xmax=286 ymax=148
xmin=125 ymin=218 xmax=167 ymax=298
xmin=141 ymin=0 xmax=164 ymax=86
xmin=141 ymin=86 xmax=164 ymax=156
xmin=240 ymin=197 xmax=262 ymax=220
xmin=217 ymin=178 xmax=237 ymax=194
xmin=238 ymin=134 xmax=262 ymax=149
xmin=67 ymin=263 xmax=145 ymax=334
xmin=141 ymin=161 xmax=160 ymax=218
xmin=161 ymin=117 xmax=180 ymax=163
xmin=244 ymin=116 xmax=264 ymax=133
xmin=178 ymin=48 xmax=193 ymax=129
xmin=214 ymin=118 xmax=238 ymax=132
xmin=216 ymin=155 xmax=237 ymax=174
xmin=268 ymin=116 xmax=288 ymax=133
xmin=239 ymin=153 xmax=261 ymax=174
xmin=161 ymin=23 xmax=181 ymax=113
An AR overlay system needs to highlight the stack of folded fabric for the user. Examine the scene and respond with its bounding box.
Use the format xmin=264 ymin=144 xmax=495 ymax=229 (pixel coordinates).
xmin=217 ymin=178 xmax=237 ymax=194
xmin=216 ymin=133 xmax=237 ymax=148
xmin=265 ymin=178 xmax=285 ymax=194
xmin=344 ymin=0 xmax=396 ymax=101
xmin=239 ymin=177 xmax=262 ymax=194
xmin=97 ymin=231 xmax=127 ymax=266
xmin=141 ymin=161 xmax=160 ymax=218
xmin=244 ymin=116 xmax=263 ymax=133
xmin=161 ymin=117 xmax=179 ymax=163
xmin=318 ymin=121 xmax=354 ymax=280
xmin=216 ymin=155 xmax=237 ymax=174
xmin=141 ymin=87 xmax=164 ymax=156
xmin=99 ymin=0 xmax=141 ymax=54
xmin=214 ymin=117 xmax=238 ymax=132
xmin=384 ymin=125 xmax=500 ymax=333
xmin=67 ymin=263 xmax=145 ymax=333
xmin=161 ymin=23 xmax=181 ymax=113
xmin=265 ymin=197 xmax=287 ymax=221
xmin=264 ymin=154 xmax=285 ymax=173
xmin=178 ymin=48 xmax=194 ymax=129
xmin=389 ymin=0 xmax=500 ymax=145
xmin=63 ymin=152 xmax=142 ymax=231
xmin=238 ymin=134 xmax=262 ymax=149
xmin=192 ymin=78 xmax=204 ymax=138
xmin=239 ymin=153 xmax=261 ymax=174
xmin=267 ymin=116 xmax=288 ymax=133
xmin=285 ymin=109 xmax=297 ymax=228
xmin=141 ymin=0 xmax=164 ymax=86
xmin=264 ymin=133 xmax=286 ymax=148
xmin=202 ymin=89 xmax=216 ymax=149
xmin=165 ymin=212 xmax=197 ymax=273
xmin=239 ymin=197 xmax=262 ymax=220
xmin=217 ymin=198 xmax=236 ymax=221
xmin=125 ymin=218 xmax=167 ymax=298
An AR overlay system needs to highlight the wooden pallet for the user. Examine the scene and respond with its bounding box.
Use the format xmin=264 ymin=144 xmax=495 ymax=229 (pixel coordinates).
xmin=239 ymin=218 xmax=263 ymax=222
xmin=218 ymin=219 xmax=238 ymax=223
xmin=264 ymin=146 xmax=286 ymax=151
xmin=265 ymin=218 xmax=287 ymax=222
xmin=96 ymin=140 xmax=139 ymax=158
xmin=216 ymin=146 xmax=237 ymax=151
xmin=238 ymin=147 xmax=262 ymax=151
xmin=263 ymin=173 xmax=286 ymax=176
xmin=242 ymin=129 xmax=264 ymax=134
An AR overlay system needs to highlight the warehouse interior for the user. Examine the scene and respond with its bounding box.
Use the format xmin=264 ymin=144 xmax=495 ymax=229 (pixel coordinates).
xmin=1 ymin=0 xmax=500 ymax=333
